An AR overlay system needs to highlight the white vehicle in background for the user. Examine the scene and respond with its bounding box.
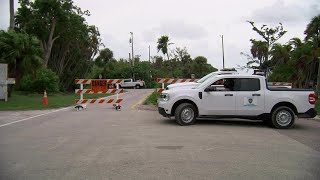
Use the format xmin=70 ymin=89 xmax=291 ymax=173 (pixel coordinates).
xmin=158 ymin=74 xmax=316 ymax=129
xmin=166 ymin=70 xmax=238 ymax=90
xmin=119 ymin=79 xmax=145 ymax=89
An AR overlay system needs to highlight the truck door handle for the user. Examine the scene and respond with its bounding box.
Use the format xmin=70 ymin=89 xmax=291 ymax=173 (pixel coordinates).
xmin=225 ymin=94 xmax=233 ymax=96
xmin=252 ymin=94 xmax=260 ymax=96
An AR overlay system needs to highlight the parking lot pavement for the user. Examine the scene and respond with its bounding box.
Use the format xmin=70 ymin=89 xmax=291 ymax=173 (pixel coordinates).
xmin=0 ymin=89 xmax=320 ymax=180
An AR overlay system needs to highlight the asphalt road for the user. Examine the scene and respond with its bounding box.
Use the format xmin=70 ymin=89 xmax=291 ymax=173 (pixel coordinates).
xmin=0 ymin=89 xmax=319 ymax=180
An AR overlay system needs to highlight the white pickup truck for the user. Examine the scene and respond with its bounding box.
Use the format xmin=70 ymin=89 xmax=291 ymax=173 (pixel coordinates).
xmin=119 ymin=79 xmax=144 ymax=89
xmin=158 ymin=74 xmax=317 ymax=129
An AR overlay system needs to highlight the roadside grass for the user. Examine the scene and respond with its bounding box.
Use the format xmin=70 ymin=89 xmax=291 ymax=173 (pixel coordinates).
xmin=0 ymin=91 xmax=112 ymax=111
xmin=144 ymin=91 xmax=159 ymax=105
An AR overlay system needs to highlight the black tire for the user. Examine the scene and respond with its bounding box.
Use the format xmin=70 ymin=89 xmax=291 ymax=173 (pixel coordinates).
xmin=174 ymin=103 xmax=197 ymax=126
xmin=271 ymin=106 xmax=295 ymax=129
xmin=135 ymin=84 xmax=140 ymax=89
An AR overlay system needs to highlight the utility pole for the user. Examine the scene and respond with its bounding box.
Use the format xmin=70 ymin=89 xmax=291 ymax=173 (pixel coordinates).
xmin=148 ymin=45 xmax=151 ymax=63
xmin=130 ymin=32 xmax=135 ymax=80
xmin=220 ymin=35 xmax=225 ymax=69
xmin=9 ymin=0 xmax=14 ymax=30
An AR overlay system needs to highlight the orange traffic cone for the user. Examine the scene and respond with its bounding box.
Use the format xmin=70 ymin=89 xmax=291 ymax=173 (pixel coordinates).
xmin=43 ymin=90 xmax=48 ymax=106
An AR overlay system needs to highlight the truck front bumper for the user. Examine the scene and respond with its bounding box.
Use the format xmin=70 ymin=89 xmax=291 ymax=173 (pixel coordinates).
xmin=298 ymin=108 xmax=317 ymax=118
xmin=158 ymin=107 xmax=171 ymax=117
xmin=158 ymin=100 xmax=172 ymax=117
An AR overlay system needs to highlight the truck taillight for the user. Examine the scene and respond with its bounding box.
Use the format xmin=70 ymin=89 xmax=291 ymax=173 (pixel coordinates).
xmin=309 ymin=93 xmax=316 ymax=104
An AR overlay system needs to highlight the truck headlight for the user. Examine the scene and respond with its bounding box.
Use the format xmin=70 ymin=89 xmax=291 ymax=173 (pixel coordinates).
xmin=160 ymin=93 xmax=170 ymax=101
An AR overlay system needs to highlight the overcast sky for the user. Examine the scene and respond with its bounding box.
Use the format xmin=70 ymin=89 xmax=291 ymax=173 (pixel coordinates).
xmin=1 ymin=0 xmax=319 ymax=70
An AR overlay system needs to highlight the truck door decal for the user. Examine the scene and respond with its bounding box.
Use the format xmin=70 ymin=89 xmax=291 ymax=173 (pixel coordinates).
xmin=244 ymin=97 xmax=257 ymax=106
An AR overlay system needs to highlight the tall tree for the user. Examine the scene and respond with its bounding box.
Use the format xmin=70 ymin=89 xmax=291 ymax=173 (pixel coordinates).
xmin=0 ymin=30 xmax=43 ymax=87
xmin=16 ymin=0 xmax=79 ymax=67
xmin=16 ymin=0 xmax=102 ymax=90
xmin=246 ymin=21 xmax=287 ymax=73
xmin=94 ymin=48 xmax=114 ymax=67
xmin=250 ymin=40 xmax=268 ymax=70
xmin=157 ymin=35 xmax=174 ymax=77
xmin=304 ymin=15 xmax=320 ymax=96
xmin=157 ymin=35 xmax=173 ymax=61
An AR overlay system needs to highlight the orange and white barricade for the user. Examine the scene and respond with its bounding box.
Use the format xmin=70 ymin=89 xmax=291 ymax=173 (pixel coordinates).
xmin=74 ymin=79 xmax=124 ymax=111
xmin=156 ymin=78 xmax=198 ymax=93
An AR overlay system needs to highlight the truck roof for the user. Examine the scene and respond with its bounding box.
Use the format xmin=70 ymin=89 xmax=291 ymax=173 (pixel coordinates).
xmin=214 ymin=74 xmax=265 ymax=78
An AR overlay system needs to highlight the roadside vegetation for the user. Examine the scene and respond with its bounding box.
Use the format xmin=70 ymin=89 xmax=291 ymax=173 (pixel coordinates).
xmin=0 ymin=92 xmax=110 ymax=110
xmin=144 ymin=91 xmax=159 ymax=106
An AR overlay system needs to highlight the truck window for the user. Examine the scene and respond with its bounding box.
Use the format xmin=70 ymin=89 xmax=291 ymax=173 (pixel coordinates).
xmin=124 ymin=80 xmax=131 ymax=82
xmin=233 ymin=78 xmax=260 ymax=91
xmin=210 ymin=78 xmax=234 ymax=91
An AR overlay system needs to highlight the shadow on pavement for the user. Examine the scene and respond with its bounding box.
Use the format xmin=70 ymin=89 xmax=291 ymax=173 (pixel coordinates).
xmin=160 ymin=118 xmax=266 ymax=128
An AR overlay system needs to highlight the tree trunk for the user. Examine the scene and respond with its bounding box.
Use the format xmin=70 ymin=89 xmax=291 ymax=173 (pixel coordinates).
xmin=15 ymin=58 xmax=23 ymax=89
xmin=43 ymin=18 xmax=59 ymax=67
xmin=316 ymin=59 xmax=320 ymax=97
xmin=9 ymin=0 xmax=14 ymax=30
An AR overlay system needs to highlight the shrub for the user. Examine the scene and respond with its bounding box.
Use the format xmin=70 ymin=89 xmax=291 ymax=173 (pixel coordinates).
xmin=19 ymin=68 xmax=59 ymax=93
xmin=33 ymin=68 xmax=59 ymax=93
xmin=19 ymin=74 xmax=34 ymax=92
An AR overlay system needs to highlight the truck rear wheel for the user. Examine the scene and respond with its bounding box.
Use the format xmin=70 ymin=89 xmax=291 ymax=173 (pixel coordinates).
xmin=175 ymin=103 xmax=197 ymax=126
xmin=271 ymin=106 xmax=295 ymax=129
xmin=135 ymin=84 xmax=140 ymax=89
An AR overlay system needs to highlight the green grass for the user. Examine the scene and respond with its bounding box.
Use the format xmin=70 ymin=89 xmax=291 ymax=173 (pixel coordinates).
xmin=144 ymin=91 xmax=160 ymax=105
xmin=0 ymin=91 xmax=112 ymax=111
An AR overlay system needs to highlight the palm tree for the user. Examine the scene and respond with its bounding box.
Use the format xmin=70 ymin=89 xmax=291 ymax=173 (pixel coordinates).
xmin=250 ymin=40 xmax=268 ymax=70
xmin=0 ymin=30 xmax=43 ymax=87
xmin=304 ymin=15 xmax=320 ymax=95
xmin=290 ymin=40 xmax=316 ymax=88
xmin=157 ymin=36 xmax=173 ymax=61
xmin=305 ymin=15 xmax=320 ymax=43
xmin=157 ymin=35 xmax=174 ymax=76
xmin=269 ymin=43 xmax=292 ymax=66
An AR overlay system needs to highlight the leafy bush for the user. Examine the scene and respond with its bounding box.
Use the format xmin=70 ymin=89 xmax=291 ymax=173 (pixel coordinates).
xmin=144 ymin=91 xmax=160 ymax=105
xmin=19 ymin=74 xmax=34 ymax=92
xmin=19 ymin=68 xmax=59 ymax=93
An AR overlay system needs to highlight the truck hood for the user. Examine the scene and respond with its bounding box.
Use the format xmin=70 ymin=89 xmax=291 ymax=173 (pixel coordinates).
xmin=166 ymin=82 xmax=198 ymax=90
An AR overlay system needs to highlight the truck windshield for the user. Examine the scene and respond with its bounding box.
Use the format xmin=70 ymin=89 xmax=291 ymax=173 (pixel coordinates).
xmin=196 ymin=72 xmax=215 ymax=83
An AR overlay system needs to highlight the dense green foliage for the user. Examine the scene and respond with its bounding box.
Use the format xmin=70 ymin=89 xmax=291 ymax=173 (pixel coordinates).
xmin=91 ymin=46 xmax=217 ymax=88
xmin=244 ymin=15 xmax=320 ymax=90
xmin=1 ymin=0 xmax=215 ymax=94
xmin=0 ymin=30 xmax=43 ymax=87
xmin=6 ymin=0 xmax=101 ymax=90
xmin=20 ymin=68 xmax=59 ymax=93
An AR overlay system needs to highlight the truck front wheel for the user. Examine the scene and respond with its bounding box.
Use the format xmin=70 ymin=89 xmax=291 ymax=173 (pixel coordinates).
xmin=175 ymin=103 xmax=197 ymax=126
xmin=135 ymin=84 xmax=140 ymax=89
xmin=271 ymin=106 xmax=295 ymax=129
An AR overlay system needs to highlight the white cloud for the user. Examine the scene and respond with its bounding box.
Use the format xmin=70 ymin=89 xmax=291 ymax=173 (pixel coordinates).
xmin=249 ymin=0 xmax=320 ymax=24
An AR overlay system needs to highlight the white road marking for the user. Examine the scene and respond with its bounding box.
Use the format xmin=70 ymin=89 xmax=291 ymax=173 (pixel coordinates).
xmin=0 ymin=107 xmax=71 ymax=128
